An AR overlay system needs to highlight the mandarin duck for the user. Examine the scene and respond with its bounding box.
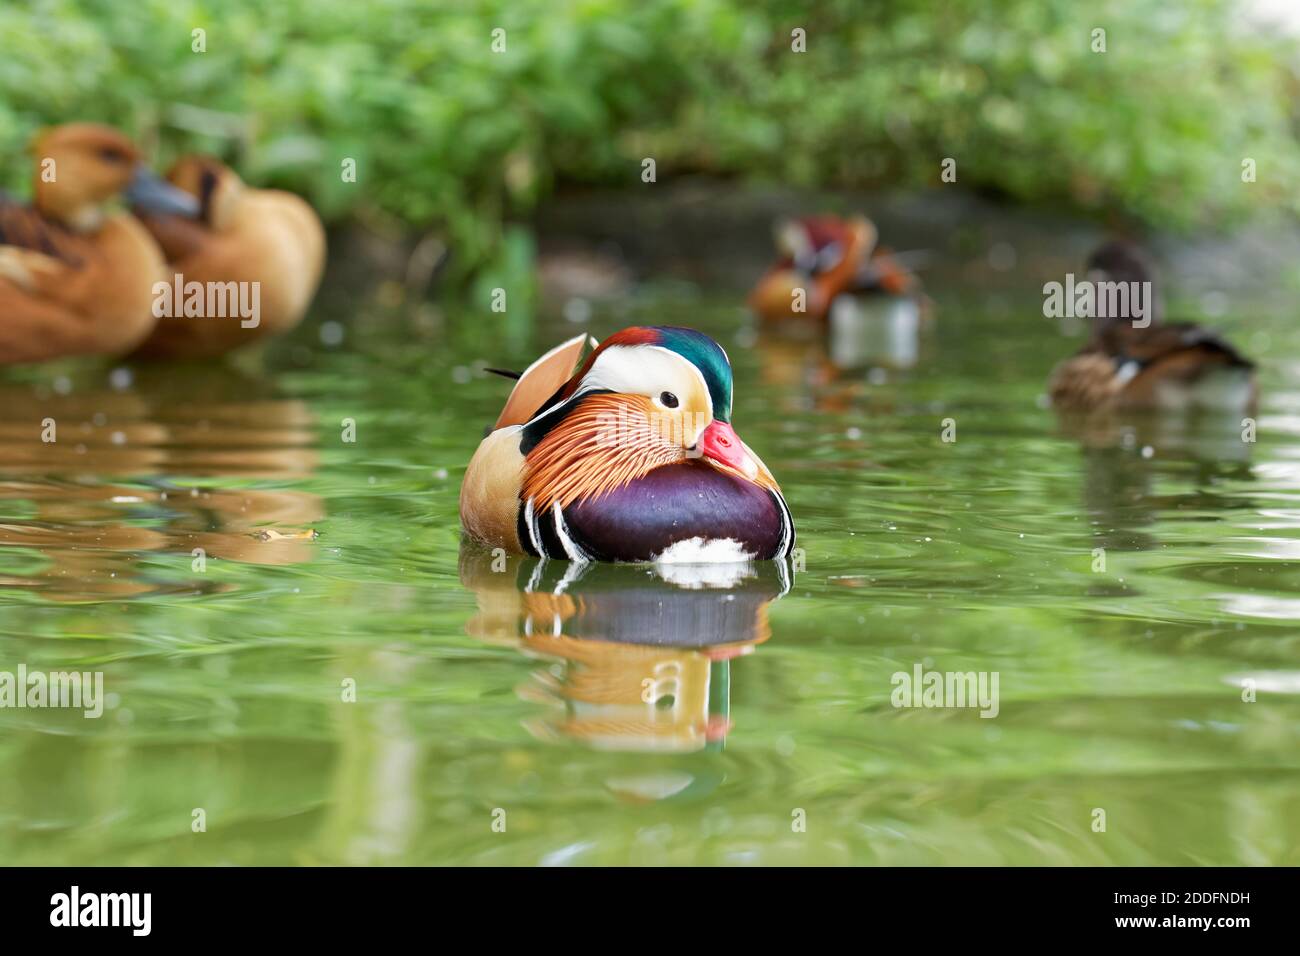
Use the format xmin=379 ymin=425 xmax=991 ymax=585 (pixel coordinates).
xmin=130 ymin=155 xmax=325 ymax=357
xmin=749 ymin=214 xmax=929 ymax=369
xmin=1048 ymin=241 xmax=1257 ymax=413
xmin=0 ymin=124 xmax=198 ymax=364
xmin=460 ymin=326 xmax=795 ymax=563
xmin=749 ymin=215 xmax=874 ymax=324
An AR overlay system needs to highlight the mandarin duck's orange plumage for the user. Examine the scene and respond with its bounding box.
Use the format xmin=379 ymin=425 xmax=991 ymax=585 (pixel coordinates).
xmin=0 ymin=124 xmax=199 ymax=364
xmin=460 ymin=326 xmax=795 ymax=563
xmin=1048 ymin=241 xmax=1257 ymax=413
xmin=130 ymin=155 xmax=325 ymax=358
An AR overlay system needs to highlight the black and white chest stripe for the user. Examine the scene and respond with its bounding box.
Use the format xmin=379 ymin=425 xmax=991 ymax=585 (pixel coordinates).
xmin=517 ymin=497 xmax=593 ymax=562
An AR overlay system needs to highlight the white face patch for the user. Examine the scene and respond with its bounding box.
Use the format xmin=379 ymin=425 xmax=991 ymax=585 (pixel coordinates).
xmin=584 ymin=346 xmax=710 ymax=408
xmin=581 ymin=345 xmax=716 ymax=446
xmin=777 ymin=220 xmax=814 ymax=266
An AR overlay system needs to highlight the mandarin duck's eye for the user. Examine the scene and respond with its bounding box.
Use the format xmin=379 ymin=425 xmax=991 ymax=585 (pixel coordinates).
xmin=99 ymin=147 xmax=127 ymax=164
xmin=659 ymin=391 xmax=679 ymax=408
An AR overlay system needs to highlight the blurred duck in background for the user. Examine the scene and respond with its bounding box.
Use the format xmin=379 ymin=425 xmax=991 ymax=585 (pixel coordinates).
xmin=0 ymin=124 xmax=198 ymax=364
xmin=749 ymin=215 xmax=875 ymax=325
xmin=1048 ymin=241 xmax=1257 ymax=414
xmin=749 ymin=214 xmax=930 ymax=370
xmin=131 ymin=155 xmax=325 ymax=358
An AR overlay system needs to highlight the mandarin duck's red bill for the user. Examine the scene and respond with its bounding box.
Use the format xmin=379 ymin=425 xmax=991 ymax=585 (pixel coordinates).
xmin=1047 ymin=241 xmax=1257 ymax=414
xmin=460 ymin=326 xmax=795 ymax=563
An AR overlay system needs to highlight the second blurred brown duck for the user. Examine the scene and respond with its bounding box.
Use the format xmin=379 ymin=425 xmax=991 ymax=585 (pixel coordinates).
xmin=1048 ymin=242 xmax=1257 ymax=413
xmin=132 ymin=155 xmax=326 ymax=358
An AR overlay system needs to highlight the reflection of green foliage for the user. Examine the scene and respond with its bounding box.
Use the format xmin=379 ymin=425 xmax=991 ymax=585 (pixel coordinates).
xmin=0 ymin=0 xmax=1296 ymax=278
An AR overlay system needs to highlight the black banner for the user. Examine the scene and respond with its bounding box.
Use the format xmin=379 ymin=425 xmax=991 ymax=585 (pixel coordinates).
xmin=0 ymin=866 xmax=1283 ymax=941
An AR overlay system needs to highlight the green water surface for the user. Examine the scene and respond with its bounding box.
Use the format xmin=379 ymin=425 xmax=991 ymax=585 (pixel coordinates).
xmin=1 ymin=283 xmax=1298 ymax=866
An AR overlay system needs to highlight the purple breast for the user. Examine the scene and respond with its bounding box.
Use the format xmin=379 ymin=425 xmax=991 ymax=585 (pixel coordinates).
xmin=561 ymin=460 xmax=792 ymax=562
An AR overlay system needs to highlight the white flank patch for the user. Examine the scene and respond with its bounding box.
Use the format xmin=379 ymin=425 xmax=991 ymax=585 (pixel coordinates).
xmin=654 ymin=536 xmax=754 ymax=564
xmin=653 ymin=538 xmax=757 ymax=587
xmin=522 ymin=498 xmax=544 ymax=556
xmin=1114 ymin=360 xmax=1141 ymax=386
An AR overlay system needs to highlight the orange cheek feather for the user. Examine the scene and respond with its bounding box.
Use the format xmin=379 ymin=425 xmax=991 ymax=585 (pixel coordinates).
xmin=521 ymin=394 xmax=690 ymax=510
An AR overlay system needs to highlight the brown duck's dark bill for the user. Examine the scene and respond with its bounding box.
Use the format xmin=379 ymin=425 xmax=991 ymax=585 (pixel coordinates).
xmin=125 ymin=166 xmax=200 ymax=218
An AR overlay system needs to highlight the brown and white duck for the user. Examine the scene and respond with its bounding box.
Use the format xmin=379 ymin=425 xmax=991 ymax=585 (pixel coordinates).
xmin=0 ymin=123 xmax=198 ymax=364
xmin=1048 ymin=241 xmax=1257 ymax=413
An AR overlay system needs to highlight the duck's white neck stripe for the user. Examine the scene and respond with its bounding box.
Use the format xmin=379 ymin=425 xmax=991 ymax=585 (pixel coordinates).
xmin=551 ymin=502 xmax=590 ymax=563
xmin=772 ymin=488 xmax=795 ymax=559
xmin=522 ymin=498 xmax=544 ymax=556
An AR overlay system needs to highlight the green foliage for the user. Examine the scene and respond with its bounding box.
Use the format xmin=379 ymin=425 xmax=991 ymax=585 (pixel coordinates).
xmin=1 ymin=0 xmax=1297 ymax=278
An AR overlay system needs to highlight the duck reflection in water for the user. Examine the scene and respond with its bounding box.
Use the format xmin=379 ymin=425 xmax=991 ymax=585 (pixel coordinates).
xmin=1056 ymin=403 xmax=1256 ymax=558
xmin=461 ymin=548 xmax=790 ymax=762
xmin=0 ymin=363 xmax=322 ymax=600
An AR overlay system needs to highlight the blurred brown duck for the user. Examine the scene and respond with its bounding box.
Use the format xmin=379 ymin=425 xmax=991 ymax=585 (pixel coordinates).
xmin=1048 ymin=241 xmax=1257 ymax=413
xmin=131 ymin=155 xmax=326 ymax=357
xmin=0 ymin=123 xmax=198 ymax=364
